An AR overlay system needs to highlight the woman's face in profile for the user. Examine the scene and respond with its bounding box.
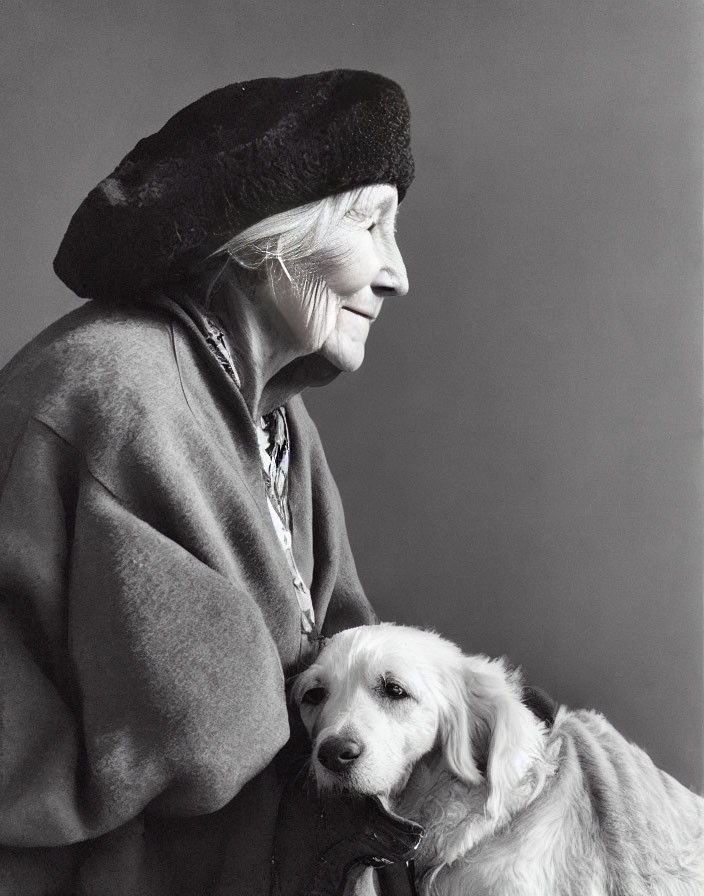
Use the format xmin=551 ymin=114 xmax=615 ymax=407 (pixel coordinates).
xmin=272 ymin=184 xmax=409 ymax=373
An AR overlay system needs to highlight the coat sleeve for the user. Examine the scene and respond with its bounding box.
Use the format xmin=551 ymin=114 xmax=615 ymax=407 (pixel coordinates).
xmin=0 ymin=418 xmax=290 ymax=848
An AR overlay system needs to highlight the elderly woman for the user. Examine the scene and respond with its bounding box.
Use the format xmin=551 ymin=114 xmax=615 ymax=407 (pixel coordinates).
xmin=0 ymin=71 xmax=415 ymax=895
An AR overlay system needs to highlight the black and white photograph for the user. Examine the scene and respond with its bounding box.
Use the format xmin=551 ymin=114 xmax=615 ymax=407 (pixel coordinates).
xmin=1 ymin=2 xmax=703 ymax=894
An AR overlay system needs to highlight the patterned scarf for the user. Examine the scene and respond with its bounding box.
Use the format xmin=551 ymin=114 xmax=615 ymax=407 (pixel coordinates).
xmin=204 ymin=314 xmax=317 ymax=639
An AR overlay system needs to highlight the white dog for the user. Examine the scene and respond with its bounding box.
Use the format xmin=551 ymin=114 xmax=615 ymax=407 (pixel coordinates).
xmin=292 ymin=624 xmax=704 ymax=896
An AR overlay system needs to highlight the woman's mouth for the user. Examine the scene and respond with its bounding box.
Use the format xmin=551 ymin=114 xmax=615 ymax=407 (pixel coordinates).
xmin=343 ymin=307 xmax=377 ymax=321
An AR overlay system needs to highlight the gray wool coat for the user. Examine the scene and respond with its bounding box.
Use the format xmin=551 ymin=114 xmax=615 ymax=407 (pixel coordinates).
xmin=0 ymin=295 xmax=377 ymax=895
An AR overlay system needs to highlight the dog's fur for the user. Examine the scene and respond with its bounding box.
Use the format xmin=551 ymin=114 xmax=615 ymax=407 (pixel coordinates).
xmin=292 ymin=624 xmax=704 ymax=896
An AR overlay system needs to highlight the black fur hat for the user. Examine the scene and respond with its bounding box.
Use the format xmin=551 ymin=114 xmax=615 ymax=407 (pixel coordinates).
xmin=53 ymin=69 xmax=414 ymax=302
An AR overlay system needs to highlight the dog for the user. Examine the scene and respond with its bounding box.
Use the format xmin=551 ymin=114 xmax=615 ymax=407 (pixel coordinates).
xmin=292 ymin=624 xmax=704 ymax=896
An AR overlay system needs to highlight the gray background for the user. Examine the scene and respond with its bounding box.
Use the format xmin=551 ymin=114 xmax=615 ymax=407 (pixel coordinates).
xmin=3 ymin=0 xmax=703 ymax=790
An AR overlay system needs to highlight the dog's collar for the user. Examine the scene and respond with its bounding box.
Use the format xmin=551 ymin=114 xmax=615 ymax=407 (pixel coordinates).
xmin=405 ymin=859 xmax=419 ymax=896
xmin=377 ymin=857 xmax=420 ymax=896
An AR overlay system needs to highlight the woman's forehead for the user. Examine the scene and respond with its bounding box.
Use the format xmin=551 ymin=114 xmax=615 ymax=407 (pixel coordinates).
xmin=348 ymin=183 xmax=398 ymax=215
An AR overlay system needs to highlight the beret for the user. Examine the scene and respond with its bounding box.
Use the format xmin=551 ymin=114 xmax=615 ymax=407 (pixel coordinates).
xmin=53 ymin=69 xmax=414 ymax=302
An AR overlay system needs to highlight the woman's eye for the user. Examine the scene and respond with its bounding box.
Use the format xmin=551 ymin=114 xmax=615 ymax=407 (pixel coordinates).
xmin=383 ymin=680 xmax=409 ymax=700
xmin=302 ymin=687 xmax=327 ymax=706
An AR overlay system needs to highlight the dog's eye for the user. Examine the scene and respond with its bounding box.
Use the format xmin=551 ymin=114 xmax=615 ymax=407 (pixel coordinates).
xmin=301 ymin=686 xmax=327 ymax=706
xmin=383 ymin=680 xmax=409 ymax=700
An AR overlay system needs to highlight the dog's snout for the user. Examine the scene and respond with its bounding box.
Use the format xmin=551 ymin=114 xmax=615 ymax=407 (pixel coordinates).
xmin=317 ymin=735 xmax=364 ymax=772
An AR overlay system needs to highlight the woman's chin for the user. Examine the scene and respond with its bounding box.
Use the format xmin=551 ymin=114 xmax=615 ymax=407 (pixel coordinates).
xmin=319 ymin=340 xmax=366 ymax=373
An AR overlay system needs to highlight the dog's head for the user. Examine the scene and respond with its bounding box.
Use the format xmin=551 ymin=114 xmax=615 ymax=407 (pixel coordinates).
xmin=292 ymin=624 xmax=549 ymax=822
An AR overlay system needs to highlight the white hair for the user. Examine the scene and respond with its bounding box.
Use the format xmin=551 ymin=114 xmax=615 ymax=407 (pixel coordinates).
xmin=220 ymin=187 xmax=370 ymax=270
xmin=192 ymin=185 xmax=377 ymax=342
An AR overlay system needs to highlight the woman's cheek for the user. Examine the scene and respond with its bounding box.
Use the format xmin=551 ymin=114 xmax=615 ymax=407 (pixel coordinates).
xmin=320 ymin=242 xmax=379 ymax=297
xmin=307 ymin=291 xmax=341 ymax=350
xmin=285 ymin=278 xmax=341 ymax=351
xmin=269 ymin=271 xmax=335 ymax=351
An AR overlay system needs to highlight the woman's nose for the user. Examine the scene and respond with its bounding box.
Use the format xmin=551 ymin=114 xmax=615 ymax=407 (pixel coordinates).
xmin=373 ymin=237 xmax=409 ymax=298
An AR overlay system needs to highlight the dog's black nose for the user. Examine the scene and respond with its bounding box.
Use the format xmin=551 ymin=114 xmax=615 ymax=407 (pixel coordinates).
xmin=317 ymin=736 xmax=364 ymax=772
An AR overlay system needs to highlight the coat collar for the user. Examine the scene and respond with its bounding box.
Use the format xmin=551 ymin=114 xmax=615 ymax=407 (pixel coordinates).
xmin=146 ymin=290 xmax=342 ymax=415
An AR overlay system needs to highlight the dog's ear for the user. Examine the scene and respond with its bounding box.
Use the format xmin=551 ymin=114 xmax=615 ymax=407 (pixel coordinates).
xmin=440 ymin=656 xmax=546 ymax=821
xmin=438 ymin=655 xmax=497 ymax=789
